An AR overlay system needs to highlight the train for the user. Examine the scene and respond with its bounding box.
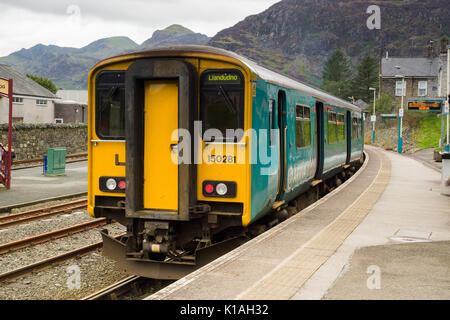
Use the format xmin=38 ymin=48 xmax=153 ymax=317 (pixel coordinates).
xmin=87 ymin=45 xmax=364 ymax=279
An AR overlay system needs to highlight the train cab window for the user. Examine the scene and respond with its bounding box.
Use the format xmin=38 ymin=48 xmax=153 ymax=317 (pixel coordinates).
xmin=200 ymin=70 xmax=245 ymax=142
xmin=95 ymin=71 xmax=125 ymax=139
xmin=295 ymin=105 xmax=311 ymax=148
xmin=327 ymin=111 xmax=337 ymax=144
xmin=337 ymin=113 xmax=345 ymax=142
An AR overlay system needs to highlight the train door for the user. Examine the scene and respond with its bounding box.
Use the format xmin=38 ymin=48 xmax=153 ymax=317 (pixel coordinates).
xmin=276 ymin=90 xmax=287 ymax=198
xmin=346 ymin=110 xmax=351 ymax=163
xmin=314 ymin=101 xmax=324 ymax=179
xmin=143 ymin=80 xmax=179 ymax=210
xmin=125 ymin=59 xmax=197 ymax=220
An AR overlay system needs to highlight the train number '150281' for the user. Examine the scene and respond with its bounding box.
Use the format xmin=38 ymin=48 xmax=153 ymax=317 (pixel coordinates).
xmin=207 ymin=155 xmax=237 ymax=164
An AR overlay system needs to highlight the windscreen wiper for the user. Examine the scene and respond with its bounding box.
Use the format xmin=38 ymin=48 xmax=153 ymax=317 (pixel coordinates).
xmin=219 ymin=85 xmax=236 ymax=114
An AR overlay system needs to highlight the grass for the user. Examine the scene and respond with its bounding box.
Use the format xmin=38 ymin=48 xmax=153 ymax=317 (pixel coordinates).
xmin=412 ymin=114 xmax=447 ymax=150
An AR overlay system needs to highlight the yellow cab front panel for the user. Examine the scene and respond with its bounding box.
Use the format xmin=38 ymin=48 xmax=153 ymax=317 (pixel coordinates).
xmin=88 ymin=52 xmax=252 ymax=226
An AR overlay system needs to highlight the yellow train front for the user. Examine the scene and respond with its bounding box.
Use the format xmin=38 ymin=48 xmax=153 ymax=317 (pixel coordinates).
xmin=88 ymin=46 xmax=363 ymax=279
xmin=88 ymin=46 xmax=255 ymax=279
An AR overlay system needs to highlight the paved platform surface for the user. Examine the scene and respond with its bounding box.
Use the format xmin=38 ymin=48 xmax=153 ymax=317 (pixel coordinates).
xmin=148 ymin=146 xmax=450 ymax=300
xmin=297 ymin=147 xmax=450 ymax=300
xmin=0 ymin=161 xmax=87 ymax=210
xmin=410 ymin=148 xmax=441 ymax=172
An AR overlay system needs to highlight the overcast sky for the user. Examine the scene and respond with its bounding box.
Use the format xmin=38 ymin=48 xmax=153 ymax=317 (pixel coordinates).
xmin=0 ymin=0 xmax=280 ymax=56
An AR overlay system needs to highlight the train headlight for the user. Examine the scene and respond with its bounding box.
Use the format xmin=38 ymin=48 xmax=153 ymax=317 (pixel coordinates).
xmin=216 ymin=183 xmax=228 ymax=196
xmin=202 ymin=181 xmax=236 ymax=198
xmin=99 ymin=177 xmax=125 ymax=193
xmin=106 ymin=178 xmax=117 ymax=191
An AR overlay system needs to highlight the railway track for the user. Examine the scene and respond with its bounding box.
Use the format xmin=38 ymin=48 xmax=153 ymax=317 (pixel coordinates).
xmin=11 ymin=153 xmax=87 ymax=170
xmin=0 ymin=233 xmax=125 ymax=284
xmin=82 ymin=275 xmax=173 ymax=300
xmin=0 ymin=199 xmax=87 ymax=229
xmin=0 ymin=217 xmax=108 ymax=254
xmin=0 ymin=197 xmax=114 ymax=286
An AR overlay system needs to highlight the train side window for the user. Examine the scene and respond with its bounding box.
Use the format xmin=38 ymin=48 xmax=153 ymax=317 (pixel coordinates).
xmin=358 ymin=118 xmax=362 ymax=139
xmin=328 ymin=111 xmax=337 ymax=144
xmin=269 ymin=100 xmax=275 ymax=145
xmin=337 ymin=113 xmax=345 ymax=142
xmin=95 ymin=71 xmax=125 ymax=139
xmin=352 ymin=118 xmax=358 ymax=141
xmin=200 ymin=69 xmax=245 ymax=142
xmin=296 ymin=105 xmax=311 ymax=148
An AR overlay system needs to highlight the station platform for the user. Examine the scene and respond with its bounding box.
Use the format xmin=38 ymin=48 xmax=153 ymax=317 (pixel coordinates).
xmin=0 ymin=161 xmax=87 ymax=211
xmin=147 ymin=146 xmax=450 ymax=300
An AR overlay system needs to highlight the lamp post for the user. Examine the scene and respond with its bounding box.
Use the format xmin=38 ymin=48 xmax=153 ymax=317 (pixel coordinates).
xmin=395 ymin=70 xmax=405 ymax=154
xmin=369 ymin=87 xmax=376 ymax=144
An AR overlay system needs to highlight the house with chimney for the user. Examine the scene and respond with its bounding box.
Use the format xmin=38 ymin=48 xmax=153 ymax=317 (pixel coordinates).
xmin=380 ymin=38 xmax=448 ymax=110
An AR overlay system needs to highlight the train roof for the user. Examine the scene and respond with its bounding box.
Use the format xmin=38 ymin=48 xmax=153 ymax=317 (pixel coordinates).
xmin=96 ymin=45 xmax=361 ymax=112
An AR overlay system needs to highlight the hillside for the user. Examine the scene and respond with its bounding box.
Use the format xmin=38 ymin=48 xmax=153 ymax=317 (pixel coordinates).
xmin=0 ymin=25 xmax=209 ymax=89
xmin=209 ymin=0 xmax=449 ymax=87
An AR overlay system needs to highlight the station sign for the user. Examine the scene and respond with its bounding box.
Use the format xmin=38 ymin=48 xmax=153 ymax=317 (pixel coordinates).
xmin=399 ymin=108 xmax=404 ymax=117
xmin=407 ymin=98 xmax=443 ymax=112
xmin=0 ymin=77 xmax=9 ymax=97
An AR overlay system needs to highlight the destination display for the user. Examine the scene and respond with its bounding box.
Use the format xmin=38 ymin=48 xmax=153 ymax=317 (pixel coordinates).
xmin=202 ymin=71 xmax=242 ymax=85
xmin=407 ymin=99 xmax=443 ymax=111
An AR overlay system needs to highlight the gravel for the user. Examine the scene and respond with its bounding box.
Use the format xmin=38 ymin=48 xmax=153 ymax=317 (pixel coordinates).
xmin=0 ymin=210 xmax=94 ymax=245
xmin=0 ymin=251 xmax=128 ymax=300
xmin=0 ymin=209 xmax=129 ymax=300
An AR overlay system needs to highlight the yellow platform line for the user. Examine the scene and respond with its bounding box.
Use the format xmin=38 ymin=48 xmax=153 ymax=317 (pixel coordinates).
xmin=238 ymin=150 xmax=391 ymax=300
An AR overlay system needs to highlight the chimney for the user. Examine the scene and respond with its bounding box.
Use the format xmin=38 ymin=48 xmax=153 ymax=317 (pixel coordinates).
xmin=440 ymin=37 xmax=449 ymax=54
xmin=427 ymin=40 xmax=435 ymax=58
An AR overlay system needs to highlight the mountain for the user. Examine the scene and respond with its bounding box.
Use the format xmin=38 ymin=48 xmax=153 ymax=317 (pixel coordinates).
xmin=209 ymin=0 xmax=449 ymax=87
xmin=0 ymin=25 xmax=209 ymax=89
xmin=141 ymin=24 xmax=209 ymax=49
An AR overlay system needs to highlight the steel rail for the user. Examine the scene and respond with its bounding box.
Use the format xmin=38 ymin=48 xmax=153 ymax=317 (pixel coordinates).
xmin=0 ymin=234 xmax=125 ymax=284
xmin=0 ymin=218 xmax=107 ymax=254
xmin=0 ymin=199 xmax=87 ymax=229
xmin=13 ymin=153 xmax=88 ymax=165
xmin=81 ymin=275 xmax=142 ymax=300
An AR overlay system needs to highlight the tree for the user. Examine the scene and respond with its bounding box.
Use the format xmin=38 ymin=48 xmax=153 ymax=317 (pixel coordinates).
xmin=350 ymin=56 xmax=379 ymax=104
xmin=322 ymin=50 xmax=352 ymax=99
xmin=373 ymin=93 xmax=394 ymax=114
xmin=26 ymin=74 xmax=58 ymax=94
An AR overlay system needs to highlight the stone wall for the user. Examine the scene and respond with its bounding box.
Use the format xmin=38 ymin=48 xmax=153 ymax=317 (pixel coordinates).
xmin=0 ymin=123 xmax=87 ymax=160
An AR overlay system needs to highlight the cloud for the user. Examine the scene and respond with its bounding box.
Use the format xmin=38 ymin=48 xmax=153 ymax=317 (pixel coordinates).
xmin=0 ymin=0 xmax=280 ymax=56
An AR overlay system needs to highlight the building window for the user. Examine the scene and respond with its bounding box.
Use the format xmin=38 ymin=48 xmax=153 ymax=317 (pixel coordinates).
xmin=36 ymin=99 xmax=48 ymax=105
xmin=55 ymin=118 xmax=64 ymax=124
xmin=295 ymin=105 xmax=311 ymax=148
xmin=418 ymin=81 xmax=427 ymax=96
xmin=12 ymin=97 xmax=24 ymax=104
xmin=395 ymin=81 xmax=406 ymax=97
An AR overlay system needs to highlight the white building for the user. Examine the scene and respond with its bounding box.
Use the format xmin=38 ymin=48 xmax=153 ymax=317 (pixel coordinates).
xmin=55 ymin=90 xmax=88 ymax=123
xmin=0 ymin=64 xmax=59 ymax=123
